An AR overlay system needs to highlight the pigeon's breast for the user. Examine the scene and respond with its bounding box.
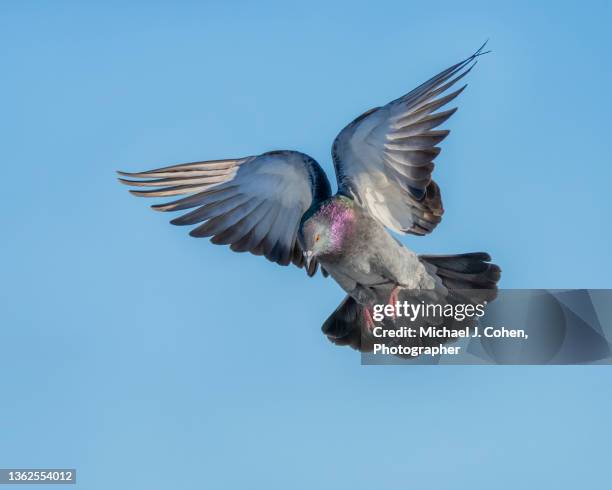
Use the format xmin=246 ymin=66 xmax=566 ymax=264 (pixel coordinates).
xmin=321 ymin=217 xmax=435 ymax=293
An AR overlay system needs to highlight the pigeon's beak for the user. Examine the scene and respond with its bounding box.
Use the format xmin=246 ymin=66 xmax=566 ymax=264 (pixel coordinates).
xmin=304 ymin=250 xmax=314 ymax=269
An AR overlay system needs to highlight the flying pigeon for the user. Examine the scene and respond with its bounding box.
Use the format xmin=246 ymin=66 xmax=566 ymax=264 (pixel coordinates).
xmin=118 ymin=43 xmax=501 ymax=353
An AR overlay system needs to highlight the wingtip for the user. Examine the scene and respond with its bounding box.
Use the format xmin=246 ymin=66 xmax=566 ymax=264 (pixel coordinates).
xmin=151 ymin=203 xmax=171 ymax=212
xmin=458 ymin=59 xmax=479 ymax=79
xmin=117 ymin=177 xmax=135 ymax=186
xmin=117 ymin=169 xmax=153 ymax=180
xmin=473 ymin=39 xmax=492 ymax=58
xmin=169 ymin=216 xmax=188 ymax=226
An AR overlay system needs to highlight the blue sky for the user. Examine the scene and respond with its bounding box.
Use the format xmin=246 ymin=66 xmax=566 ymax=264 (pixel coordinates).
xmin=1 ymin=1 xmax=611 ymax=488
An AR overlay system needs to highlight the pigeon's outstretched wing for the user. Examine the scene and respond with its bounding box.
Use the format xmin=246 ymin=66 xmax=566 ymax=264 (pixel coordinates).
xmin=332 ymin=43 xmax=489 ymax=235
xmin=118 ymin=150 xmax=331 ymax=275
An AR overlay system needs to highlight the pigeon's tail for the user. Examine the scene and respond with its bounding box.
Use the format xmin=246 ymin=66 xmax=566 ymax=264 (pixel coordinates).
xmin=321 ymin=252 xmax=501 ymax=354
xmin=321 ymin=295 xmax=366 ymax=351
xmin=419 ymin=252 xmax=501 ymax=297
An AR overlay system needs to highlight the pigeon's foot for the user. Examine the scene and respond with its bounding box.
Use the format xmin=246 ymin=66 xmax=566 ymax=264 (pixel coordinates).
xmin=363 ymin=307 xmax=375 ymax=332
xmin=387 ymin=285 xmax=401 ymax=319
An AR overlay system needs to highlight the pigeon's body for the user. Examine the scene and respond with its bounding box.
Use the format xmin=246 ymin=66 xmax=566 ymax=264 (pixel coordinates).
xmin=302 ymin=195 xmax=435 ymax=305
xmin=118 ymin=43 xmax=501 ymax=354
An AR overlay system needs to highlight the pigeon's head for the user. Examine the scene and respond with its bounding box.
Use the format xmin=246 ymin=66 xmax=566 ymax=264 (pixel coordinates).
xmin=298 ymin=196 xmax=356 ymax=267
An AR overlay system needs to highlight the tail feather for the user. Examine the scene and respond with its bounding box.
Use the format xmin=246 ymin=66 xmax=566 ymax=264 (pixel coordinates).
xmin=321 ymin=252 xmax=502 ymax=355
xmin=321 ymin=295 xmax=366 ymax=351
xmin=420 ymin=252 xmax=501 ymax=290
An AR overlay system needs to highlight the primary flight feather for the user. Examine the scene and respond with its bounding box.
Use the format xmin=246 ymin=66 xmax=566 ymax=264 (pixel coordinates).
xmin=118 ymin=43 xmax=500 ymax=353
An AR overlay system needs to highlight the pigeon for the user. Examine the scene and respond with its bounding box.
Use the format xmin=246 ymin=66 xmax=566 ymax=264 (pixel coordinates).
xmin=118 ymin=42 xmax=501 ymax=354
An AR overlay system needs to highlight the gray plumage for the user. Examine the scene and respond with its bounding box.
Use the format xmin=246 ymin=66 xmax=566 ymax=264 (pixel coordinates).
xmin=117 ymin=43 xmax=500 ymax=354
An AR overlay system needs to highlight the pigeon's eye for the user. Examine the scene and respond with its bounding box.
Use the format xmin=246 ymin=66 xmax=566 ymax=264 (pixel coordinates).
xmin=315 ymin=234 xmax=320 ymax=243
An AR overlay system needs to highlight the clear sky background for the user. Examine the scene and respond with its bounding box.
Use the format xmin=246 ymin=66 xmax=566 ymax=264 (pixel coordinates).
xmin=1 ymin=1 xmax=611 ymax=488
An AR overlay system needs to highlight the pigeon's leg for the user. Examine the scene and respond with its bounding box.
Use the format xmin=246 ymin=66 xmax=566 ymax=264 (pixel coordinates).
xmin=386 ymin=285 xmax=401 ymax=319
xmin=363 ymin=307 xmax=375 ymax=331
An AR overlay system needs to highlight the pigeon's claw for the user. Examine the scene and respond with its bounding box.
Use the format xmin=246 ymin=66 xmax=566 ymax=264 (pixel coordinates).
xmin=387 ymin=286 xmax=401 ymax=319
xmin=363 ymin=307 xmax=375 ymax=332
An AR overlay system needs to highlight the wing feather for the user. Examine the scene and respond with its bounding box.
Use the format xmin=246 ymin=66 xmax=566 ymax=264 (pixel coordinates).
xmin=118 ymin=150 xmax=331 ymax=271
xmin=210 ymin=201 xmax=267 ymax=245
xmin=332 ymin=43 xmax=489 ymax=234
